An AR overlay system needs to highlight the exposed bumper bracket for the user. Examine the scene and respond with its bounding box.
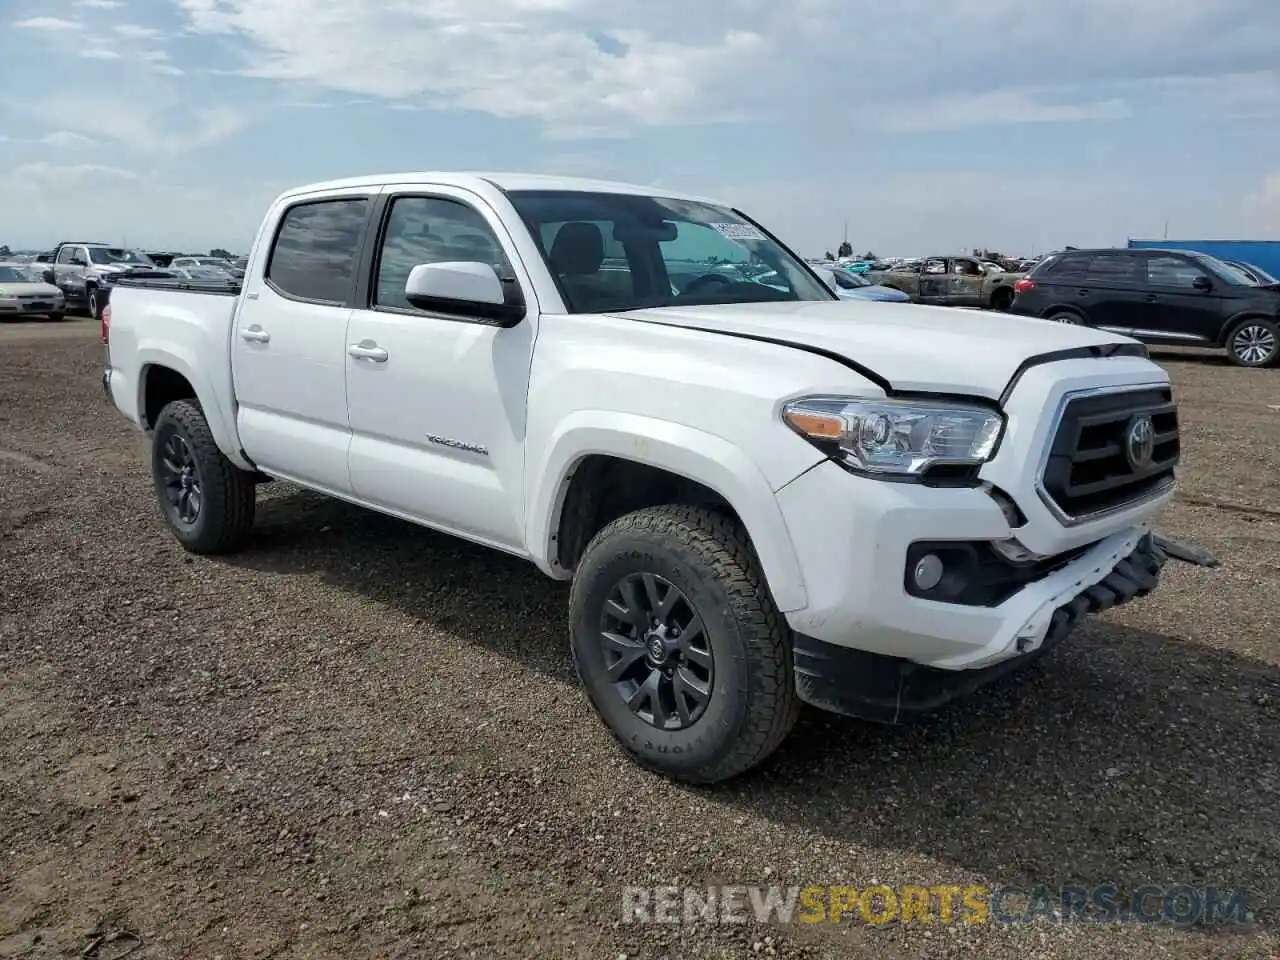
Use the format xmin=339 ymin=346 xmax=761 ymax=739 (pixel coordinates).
xmin=793 ymin=532 xmax=1171 ymax=724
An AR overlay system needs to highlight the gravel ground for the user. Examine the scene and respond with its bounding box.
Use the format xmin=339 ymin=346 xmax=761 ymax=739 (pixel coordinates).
xmin=1 ymin=319 xmax=1278 ymax=959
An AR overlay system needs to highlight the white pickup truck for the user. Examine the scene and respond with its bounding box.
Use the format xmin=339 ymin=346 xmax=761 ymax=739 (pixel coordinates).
xmin=103 ymin=172 xmax=1214 ymax=783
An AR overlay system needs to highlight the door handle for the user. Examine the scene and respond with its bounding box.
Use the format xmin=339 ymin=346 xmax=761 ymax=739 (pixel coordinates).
xmin=1144 ymin=294 xmax=1158 ymax=302
xmin=348 ymin=341 xmax=388 ymax=362
xmin=240 ymin=325 xmax=270 ymax=343
xmin=1076 ymin=289 xmax=1090 ymax=296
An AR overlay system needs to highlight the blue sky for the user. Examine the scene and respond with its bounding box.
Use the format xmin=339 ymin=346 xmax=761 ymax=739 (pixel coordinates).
xmin=2 ymin=0 xmax=1278 ymax=257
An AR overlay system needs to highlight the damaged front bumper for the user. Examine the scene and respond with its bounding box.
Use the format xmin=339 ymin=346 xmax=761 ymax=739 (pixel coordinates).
xmin=793 ymin=532 xmax=1216 ymax=724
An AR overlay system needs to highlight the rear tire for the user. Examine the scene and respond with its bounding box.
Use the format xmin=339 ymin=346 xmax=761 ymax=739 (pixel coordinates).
xmin=151 ymin=399 xmax=256 ymax=554
xmin=569 ymin=505 xmax=800 ymax=784
xmin=1225 ymin=318 xmax=1280 ymax=368
xmin=990 ymin=287 xmax=1014 ymax=311
xmin=1045 ymin=309 xmax=1082 ymax=325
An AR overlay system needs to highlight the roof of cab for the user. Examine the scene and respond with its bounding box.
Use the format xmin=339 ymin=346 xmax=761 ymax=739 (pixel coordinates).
xmin=277 ymin=171 xmax=725 ymax=206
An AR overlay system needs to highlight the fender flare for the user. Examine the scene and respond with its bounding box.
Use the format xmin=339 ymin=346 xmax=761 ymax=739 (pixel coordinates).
xmin=1218 ymin=311 xmax=1278 ymax=347
xmin=525 ymin=411 xmax=810 ymax=613
xmin=135 ymin=343 xmax=251 ymax=470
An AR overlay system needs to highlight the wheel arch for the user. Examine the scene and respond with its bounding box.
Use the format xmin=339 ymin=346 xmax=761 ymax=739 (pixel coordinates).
xmin=525 ymin=414 xmax=810 ymax=613
xmin=1218 ymin=311 xmax=1276 ymax=348
xmin=135 ymin=346 xmax=251 ymax=470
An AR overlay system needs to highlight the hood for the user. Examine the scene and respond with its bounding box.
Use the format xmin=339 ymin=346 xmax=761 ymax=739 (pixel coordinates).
xmin=839 ymin=285 xmax=911 ymax=303
xmin=610 ymin=300 xmax=1143 ymax=400
xmin=0 ymin=281 xmax=62 ymax=297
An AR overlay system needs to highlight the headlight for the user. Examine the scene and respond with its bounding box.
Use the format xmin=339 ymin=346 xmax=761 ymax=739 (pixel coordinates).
xmin=782 ymin=396 xmax=1003 ymax=477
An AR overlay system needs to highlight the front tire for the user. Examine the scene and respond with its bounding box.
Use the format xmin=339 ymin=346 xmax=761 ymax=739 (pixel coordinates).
xmin=1226 ymin=318 xmax=1280 ymax=367
xmin=1045 ymin=309 xmax=1082 ymax=325
xmin=86 ymin=286 xmax=100 ymax=320
xmin=151 ymin=399 xmax=256 ymax=554
xmin=47 ymin=312 xmax=64 ymax=322
xmin=569 ymin=505 xmax=800 ymax=784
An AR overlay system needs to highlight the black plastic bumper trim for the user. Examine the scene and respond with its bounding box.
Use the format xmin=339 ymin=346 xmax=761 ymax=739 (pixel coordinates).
xmin=793 ymin=532 xmax=1168 ymax=724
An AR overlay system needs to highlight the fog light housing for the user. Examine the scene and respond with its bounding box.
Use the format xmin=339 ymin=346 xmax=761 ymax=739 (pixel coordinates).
xmin=912 ymin=553 xmax=944 ymax=591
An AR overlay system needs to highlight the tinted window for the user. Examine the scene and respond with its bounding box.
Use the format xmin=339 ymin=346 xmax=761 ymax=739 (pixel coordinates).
xmin=1041 ymin=254 xmax=1089 ymax=277
xmin=267 ymin=198 xmax=369 ymax=302
xmin=57 ymin=246 xmax=81 ymax=264
xmin=0 ymin=266 xmax=26 ymax=282
xmin=1146 ymin=256 xmax=1206 ymax=288
xmin=1084 ymin=253 xmax=1139 ymax=283
xmin=374 ymin=196 xmax=514 ymax=310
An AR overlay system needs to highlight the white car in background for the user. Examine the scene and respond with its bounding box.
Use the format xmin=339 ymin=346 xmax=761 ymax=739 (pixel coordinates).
xmin=0 ymin=263 xmax=65 ymax=320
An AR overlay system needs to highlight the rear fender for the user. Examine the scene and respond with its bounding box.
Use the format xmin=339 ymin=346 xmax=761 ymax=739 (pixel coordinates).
xmin=135 ymin=344 xmax=249 ymax=470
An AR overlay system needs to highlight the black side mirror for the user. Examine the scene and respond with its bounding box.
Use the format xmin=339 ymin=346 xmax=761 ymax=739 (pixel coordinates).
xmin=42 ymin=269 xmax=55 ymax=284
xmin=1192 ymin=275 xmax=1213 ymax=292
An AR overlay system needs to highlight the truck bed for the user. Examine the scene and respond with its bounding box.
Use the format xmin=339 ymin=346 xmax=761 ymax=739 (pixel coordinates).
xmin=110 ymin=275 xmax=242 ymax=296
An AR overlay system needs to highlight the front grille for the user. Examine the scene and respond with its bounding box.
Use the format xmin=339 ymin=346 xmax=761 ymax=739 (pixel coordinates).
xmin=1041 ymin=387 xmax=1179 ymax=521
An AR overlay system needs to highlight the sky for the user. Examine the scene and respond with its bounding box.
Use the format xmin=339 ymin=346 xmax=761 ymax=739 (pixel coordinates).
xmin=1 ymin=0 xmax=1279 ymax=257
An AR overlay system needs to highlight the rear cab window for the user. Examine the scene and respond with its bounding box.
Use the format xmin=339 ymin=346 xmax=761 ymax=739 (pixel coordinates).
xmin=266 ymin=197 xmax=370 ymax=303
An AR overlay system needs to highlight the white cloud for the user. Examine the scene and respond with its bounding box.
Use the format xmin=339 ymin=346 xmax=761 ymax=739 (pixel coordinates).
xmin=80 ymin=47 xmax=122 ymax=60
xmin=13 ymin=17 xmax=82 ymax=30
xmin=41 ymin=100 xmax=245 ymax=154
xmin=75 ymin=0 xmax=124 ymax=7
xmin=113 ymin=24 xmax=163 ymax=39
xmin=164 ymin=0 xmax=1280 ymax=137
xmin=880 ymin=91 xmax=1131 ymax=134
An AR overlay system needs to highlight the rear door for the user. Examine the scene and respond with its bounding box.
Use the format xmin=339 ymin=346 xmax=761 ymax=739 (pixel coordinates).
xmin=344 ymin=185 xmax=540 ymax=550
xmin=231 ymin=189 xmax=372 ymax=494
xmin=1074 ymin=252 xmax=1145 ymax=332
xmin=1135 ymin=253 xmax=1224 ymax=344
xmin=917 ymin=258 xmax=950 ymax=302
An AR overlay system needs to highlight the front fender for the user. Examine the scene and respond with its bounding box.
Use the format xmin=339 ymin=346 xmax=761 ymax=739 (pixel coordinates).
xmin=135 ymin=343 xmax=249 ymax=470
xmin=525 ymin=411 xmax=812 ymax=613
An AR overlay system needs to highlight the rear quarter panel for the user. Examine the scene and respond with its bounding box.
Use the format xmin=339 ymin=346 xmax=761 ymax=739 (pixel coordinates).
xmin=107 ymin=286 xmax=247 ymax=468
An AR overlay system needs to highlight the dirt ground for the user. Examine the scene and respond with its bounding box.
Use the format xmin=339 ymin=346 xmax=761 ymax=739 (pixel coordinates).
xmin=1 ymin=318 xmax=1278 ymax=959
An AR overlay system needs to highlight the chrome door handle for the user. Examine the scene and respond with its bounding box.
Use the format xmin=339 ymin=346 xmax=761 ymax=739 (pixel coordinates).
xmin=240 ymin=326 xmax=270 ymax=343
xmin=348 ymin=341 xmax=388 ymax=362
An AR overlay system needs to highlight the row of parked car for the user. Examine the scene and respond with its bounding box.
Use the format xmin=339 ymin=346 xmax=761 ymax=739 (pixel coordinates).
xmin=0 ymin=243 xmax=245 ymax=321
xmin=817 ymin=247 xmax=1280 ymax=367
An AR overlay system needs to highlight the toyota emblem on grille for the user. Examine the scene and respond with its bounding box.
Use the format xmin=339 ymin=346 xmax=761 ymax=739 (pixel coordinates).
xmin=1125 ymin=415 xmax=1156 ymax=469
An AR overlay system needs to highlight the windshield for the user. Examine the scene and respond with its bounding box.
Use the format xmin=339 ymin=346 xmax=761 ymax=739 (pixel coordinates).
xmin=506 ymin=190 xmax=833 ymax=313
xmin=1229 ymin=260 xmax=1277 ymax=285
xmin=88 ymin=247 xmax=155 ymax=266
xmin=1186 ymin=252 xmax=1257 ymax=286
xmin=0 ymin=266 xmax=27 ymax=283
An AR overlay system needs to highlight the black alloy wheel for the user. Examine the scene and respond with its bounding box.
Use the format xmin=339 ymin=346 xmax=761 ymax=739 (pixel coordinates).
xmin=600 ymin=572 xmax=714 ymax=730
xmin=158 ymin=431 xmax=203 ymax=525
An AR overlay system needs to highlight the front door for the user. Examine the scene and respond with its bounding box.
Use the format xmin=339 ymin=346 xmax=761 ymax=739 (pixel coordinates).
xmin=230 ymin=190 xmax=372 ymax=494
xmin=344 ymin=187 xmax=539 ymax=552
xmin=1135 ymin=254 xmax=1223 ymax=344
xmin=948 ymin=258 xmax=986 ymax=306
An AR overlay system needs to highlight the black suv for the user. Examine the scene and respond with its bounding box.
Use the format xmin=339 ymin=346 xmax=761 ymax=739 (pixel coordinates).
xmin=1009 ymin=248 xmax=1280 ymax=367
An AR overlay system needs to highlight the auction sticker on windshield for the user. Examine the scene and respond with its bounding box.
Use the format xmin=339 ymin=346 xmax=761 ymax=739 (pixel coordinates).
xmin=709 ymin=222 xmax=765 ymax=241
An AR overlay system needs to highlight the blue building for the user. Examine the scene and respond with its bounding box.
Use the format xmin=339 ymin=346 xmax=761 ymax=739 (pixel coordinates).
xmin=1127 ymin=238 xmax=1280 ymax=281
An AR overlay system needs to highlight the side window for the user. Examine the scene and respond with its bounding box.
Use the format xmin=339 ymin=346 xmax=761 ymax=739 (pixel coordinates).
xmin=922 ymin=258 xmax=947 ymax=274
xmin=951 ymin=258 xmax=981 ymax=276
xmin=57 ymin=246 xmax=79 ymax=264
xmin=1083 ymin=253 xmax=1140 ymax=284
xmin=1042 ymin=253 xmax=1088 ymax=277
xmin=375 ymin=196 xmax=514 ymax=311
xmin=1146 ymin=256 xmax=1206 ymax=288
xmin=266 ymin=197 xmax=369 ymax=303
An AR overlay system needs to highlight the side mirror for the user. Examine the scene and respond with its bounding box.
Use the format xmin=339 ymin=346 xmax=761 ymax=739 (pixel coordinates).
xmin=404 ymin=261 xmax=525 ymax=326
xmin=42 ymin=269 xmax=55 ymax=284
xmin=1192 ymin=275 xmax=1213 ymax=292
